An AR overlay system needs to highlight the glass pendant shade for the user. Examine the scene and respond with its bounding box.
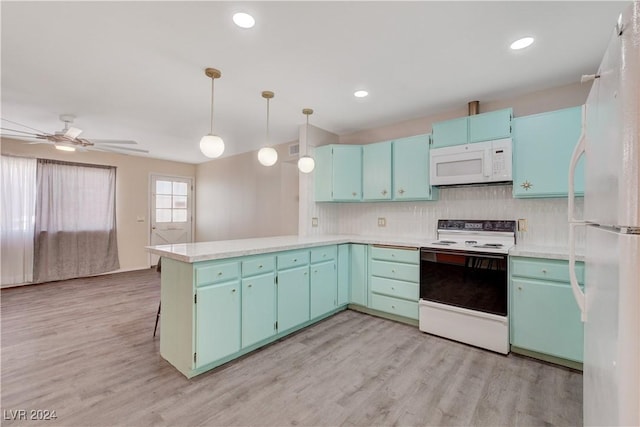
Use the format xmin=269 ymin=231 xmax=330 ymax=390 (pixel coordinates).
xmin=297 ymin=155 xmax=315 ymax=173
xmin=200 ymin=134 xmax=225 ymax=158
xmin=258 ymin=146 xmax=278 ymax=166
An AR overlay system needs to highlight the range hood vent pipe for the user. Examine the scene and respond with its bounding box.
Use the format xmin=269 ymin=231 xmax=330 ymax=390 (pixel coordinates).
xmin=468 ymin=100 xmax=480 ymax=116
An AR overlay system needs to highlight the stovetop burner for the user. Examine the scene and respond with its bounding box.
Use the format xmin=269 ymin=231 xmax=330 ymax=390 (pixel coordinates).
xmin=423 ymin=219 xmax=516 ymax=254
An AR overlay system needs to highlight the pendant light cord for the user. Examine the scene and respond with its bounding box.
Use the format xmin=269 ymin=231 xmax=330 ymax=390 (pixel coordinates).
xmin=304 ymin=113 xmax=309 ymax=155
xmin=266 ymin=97 xmax=270 ymax=146
xmin=209 ymin=77 xmax=215 ymax=134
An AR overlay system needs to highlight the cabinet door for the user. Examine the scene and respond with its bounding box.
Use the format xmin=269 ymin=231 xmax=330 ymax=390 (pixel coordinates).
xmin=195 ymin=281 xmax=241 ymax=368
xmin=241 ymin=273 xmax=276 ymax=348
xmin=337 ymin=244 xmax=350 ymax=306
xmin=362 ymin=141 xmax=392 ymax=201
xmin=350 ymin=244 xmax=368 ymax=306
xmin=511 ymin=278 xmax=584 ymax=362
xmin=310 ymin=261 xmax=337 ymax=318
xmin=512 ymin=106 xmax=584 ymax=198
xmin=468 ymin=108 xmax=512 ymax=143
xmin=432 ymin=117 xmax=468 ymax=148
xmin=332 ymin=145 xmax=362 ymax=201
xmin=314 ymin=145 xmax=333 ymax=202
xmin=277 ymin=266 xmax=310 ymax=332
xmin=393 ymin=135 xmax=436 ymax=200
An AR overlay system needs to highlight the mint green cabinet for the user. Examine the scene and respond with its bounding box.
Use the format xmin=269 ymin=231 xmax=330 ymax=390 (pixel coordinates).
xmin=337 ymin=244 xmax=350 ymax=306
xmin=277 ymin=265 xmax=310 ymax=332
xmin=510 ymin=257 xmax=584 ymax=364
xmin=363 ymin=141 xmax=392 ymax=201
xmin=392 ymin=134 xmax=438 ymax=201
xmin=512 ymin=106 xmax=584 ymax=198
xmin=432 ymin=108 xmax=512 ymax=148
xmin=195 ymin=281 xmax=241 ymax=368
xmin=469 ymin=108 xmax=512 ymax=143
xmin=349 ymin=244 xmax=368 ymax=306
xmin=368 ymin=245 xmax=419 ymax=320
xmin=432 ymin=117 xmax=468 ymax=148
xmin=314 ymin=145 xmax=362 ymax=202
xmin=310 ymin=261 xmax=337 ymax=318
xmin=241 ymin=273 xmax=276 ymax=348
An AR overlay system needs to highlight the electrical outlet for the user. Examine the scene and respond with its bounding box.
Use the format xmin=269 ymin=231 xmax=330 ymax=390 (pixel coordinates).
xmin=518 ymin=218 xmax=528 ymax=232
xmin=311 ymin=217 xmax=319 ymax=227
xmin=377 ymin=217 xmax=386 ymax=227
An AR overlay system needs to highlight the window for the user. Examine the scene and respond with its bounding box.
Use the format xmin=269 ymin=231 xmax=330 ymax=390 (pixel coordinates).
xmin=155 ymin=180 xmax=188 ymax=223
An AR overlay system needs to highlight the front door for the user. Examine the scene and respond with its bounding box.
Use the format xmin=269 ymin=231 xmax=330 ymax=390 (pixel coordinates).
xmin=150 ymin=175 xmax=193 ymax=266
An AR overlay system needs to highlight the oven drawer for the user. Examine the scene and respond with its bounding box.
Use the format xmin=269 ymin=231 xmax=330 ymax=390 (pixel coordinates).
xmin=370 ymin=260 xmax=419 ymax=283
xmin=370 ymin=294 xmax=418 ymax=319
xmin=370 ymin=246 xmax=419 ymax=264
xmin=510 ymin=257 xmax=584 ymax=284
xmin=370 ymin=276 xmax=418 ymax=301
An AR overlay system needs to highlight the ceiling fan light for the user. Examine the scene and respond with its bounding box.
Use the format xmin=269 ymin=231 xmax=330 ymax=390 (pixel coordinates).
xmin=298 ymin=155 xmax=315 ymax=173
xmin=55 ymin=144 xmax=76 ymax=152
xmin=200 ymin=134 xmax=225 ymax=158
xmin=258 ymin=146 xmax=278 ymax=166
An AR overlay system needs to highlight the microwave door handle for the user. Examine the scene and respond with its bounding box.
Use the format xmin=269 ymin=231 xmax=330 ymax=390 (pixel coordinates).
xmin=483 ymin=148 xmax=492 ymax=177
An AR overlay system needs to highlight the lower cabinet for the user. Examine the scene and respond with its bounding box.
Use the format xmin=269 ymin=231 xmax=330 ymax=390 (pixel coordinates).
xmin=337 ymin=244 xmax=350 ymax=306
xmin=310 ymin=260 xmax=337 ymax=318
xmin=241 ymin=273 xmax=276 ymax=348
xmin=349 ymin=244 xmax=368 ymax=306
xmin=277 ymin=265 xmax=310 ymax=332
xmin=195 ymin=280 xmax=241 ymax=368
xmin=510 ymin=256 xmax=585 ymax=364
xmin=368 ymin=245 xmax=419 ymax=320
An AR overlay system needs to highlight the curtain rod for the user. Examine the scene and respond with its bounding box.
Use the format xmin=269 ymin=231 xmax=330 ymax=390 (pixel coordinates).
xmin=37 ymin=158 xmax=117 ymax=170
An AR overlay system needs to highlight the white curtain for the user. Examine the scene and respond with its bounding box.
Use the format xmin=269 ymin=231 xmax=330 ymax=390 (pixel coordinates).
xmin=33 ymin=159 xmax=119 ymax=283
xmin=1 ymin=155 xmax=37 ymax=286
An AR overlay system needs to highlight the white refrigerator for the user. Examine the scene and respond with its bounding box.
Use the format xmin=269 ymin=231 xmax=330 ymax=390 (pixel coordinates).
xmin=568 ymin=2 xmax=640 ymax=426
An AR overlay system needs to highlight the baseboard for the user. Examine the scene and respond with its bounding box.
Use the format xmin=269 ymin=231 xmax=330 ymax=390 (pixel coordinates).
xmin=1 ymin=265 xmax=155 ymax=289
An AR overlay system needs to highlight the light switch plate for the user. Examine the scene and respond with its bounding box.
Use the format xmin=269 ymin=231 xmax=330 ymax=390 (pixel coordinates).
xmin=311 ymin=217 xmax=319 ymax=227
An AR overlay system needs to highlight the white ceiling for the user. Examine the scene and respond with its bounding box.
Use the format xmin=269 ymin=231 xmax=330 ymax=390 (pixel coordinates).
xmin=1 ymin=1 xmax=629 ymax=164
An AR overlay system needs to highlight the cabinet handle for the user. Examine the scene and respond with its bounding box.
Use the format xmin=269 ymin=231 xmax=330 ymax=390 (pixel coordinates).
xmin=398 ymin=189 xmax=405 ymax=195
xmin=352 ymin=192 xmax=357 ymax=197
xmin=248 ymin=284 xmax=252 ymax=288
xmin=381 ymin=189 xmax=388 ymax=196
xmin=392 ymin=305 xmax=396 ymax=309
xmin=391 ymin=287 xmax=395 ymax=290
xmin=314 ymin=270 xmax=318 ymax=274
xmin=323 ymin=254 xmax=326 ymax=258
xmin=392 ymin=269 xmax=396 ymax=273
xmin=304 ymin=272 xmax=308 ymax=275
xmin=232 ymin=289 xmax=237 ymax=293
xmin=521 ymin=181 xmax=533 ymax=191
xmin=293 ymin=258 xmax=297 ymax=262
xmin=518 ymin=286 xmax=522 ymax=290
xmin=258 ymin=264 xmax=263 ymax=269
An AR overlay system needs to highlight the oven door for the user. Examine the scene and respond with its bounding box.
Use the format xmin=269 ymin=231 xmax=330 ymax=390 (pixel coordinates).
xmin=420 ymin=248 xmax=508 ymax=316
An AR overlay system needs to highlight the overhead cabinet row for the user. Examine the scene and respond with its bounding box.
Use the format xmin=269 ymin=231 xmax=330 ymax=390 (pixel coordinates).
xmin=314 ymin=105 xmax=583 ymax=200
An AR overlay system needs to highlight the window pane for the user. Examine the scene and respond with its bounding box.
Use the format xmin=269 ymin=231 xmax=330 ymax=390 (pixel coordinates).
xmin=173 ymin=209 xmax=187 ymax=222
xmin=173 ymin=182 xmax=188 ymax=196
xmin=156 ymin=195 xmax=171 ymax=208
xmin=156 ymin=180 xmax=172 ymax=195
xmin=173 ymin=195 xmax=187 ymax=209
xmin=156 ymin=209 xmax=172 ymax=223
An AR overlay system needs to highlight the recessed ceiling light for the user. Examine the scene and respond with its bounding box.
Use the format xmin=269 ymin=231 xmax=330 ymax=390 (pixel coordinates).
xmin=233 ymin=12 xmax=255 ymax=29
xmin=354 ymin=90 xmax=369 ymax=98
xmin=510 ymin=37 xmax=534 ymax=50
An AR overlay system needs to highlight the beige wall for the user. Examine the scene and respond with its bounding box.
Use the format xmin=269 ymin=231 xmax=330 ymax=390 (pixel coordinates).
xmin=339 ymin=81 xmax=591 ymax=145
xmin=1 ymin=138 xmax=196 ymax=273
xmin=196 ymin=142 xmax=299 ymax=241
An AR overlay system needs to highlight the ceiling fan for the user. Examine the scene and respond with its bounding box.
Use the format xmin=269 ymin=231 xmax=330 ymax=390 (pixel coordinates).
xmin=0 ymin=114 xmax=149 ymax=154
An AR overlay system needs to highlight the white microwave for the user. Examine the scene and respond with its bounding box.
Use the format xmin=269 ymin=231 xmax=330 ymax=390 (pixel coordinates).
xmin=429 ymin=138 xmax=512 ymax=186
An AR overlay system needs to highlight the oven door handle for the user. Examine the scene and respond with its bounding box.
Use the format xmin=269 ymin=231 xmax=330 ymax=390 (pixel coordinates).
xmin=420 ymin=249 xmax=506 ymax=260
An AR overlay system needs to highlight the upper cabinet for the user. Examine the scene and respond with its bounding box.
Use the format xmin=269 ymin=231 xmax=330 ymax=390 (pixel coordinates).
xmin=362 ymin=141 xmax=392 ymax=201
xmin=315 ymin=145 xmax=363 ymax=202
xmin=512 ymin=106 xmax=584 ymax=198
xmin=432 ymin=108 xmax=512 ymax=148
xmin=393 ymin=134 xmax=438 ymax=201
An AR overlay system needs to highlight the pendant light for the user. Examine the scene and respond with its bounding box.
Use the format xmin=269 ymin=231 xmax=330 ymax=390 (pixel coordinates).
xmin=199 ymin=68 xmax=225 ymax=158
xmin=298 ymin=108 xmax=315 ymax=173
xmin=257 ymin=91 xmax=278 ymax=166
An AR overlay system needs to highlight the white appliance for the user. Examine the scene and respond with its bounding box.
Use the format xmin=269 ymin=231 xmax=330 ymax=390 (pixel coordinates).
xmin=429 ymin=138 xmax=512 ymax=186
xmin=419 ymin=220 xmax=516 ymax=354
xmin=568 ymin=3 xmax=640 ymax=426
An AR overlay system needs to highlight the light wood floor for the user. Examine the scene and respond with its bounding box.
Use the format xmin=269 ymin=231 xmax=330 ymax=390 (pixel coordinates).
xmin=1 ymin=268 xmax=582 ymax=426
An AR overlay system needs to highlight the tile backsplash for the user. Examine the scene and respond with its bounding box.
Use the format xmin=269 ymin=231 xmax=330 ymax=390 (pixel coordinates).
xmin=304 ymin=185 xmax=584 ymax=248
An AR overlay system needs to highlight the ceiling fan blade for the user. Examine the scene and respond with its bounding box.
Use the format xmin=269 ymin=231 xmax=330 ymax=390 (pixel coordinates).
xmin=0 ymin=126 xmax=39 ymax=137
xmin=88 ymin=139 xmax=138 ymax=145
xmin=1 ymin=133 xmax=40 ymax=141
xmin=64 ymin=126 xmax=83 ymax=140
xmin=1 ymin=118 xmax=48 ymax=134
xmin=90 ymin=145 xmax=149 ymax=154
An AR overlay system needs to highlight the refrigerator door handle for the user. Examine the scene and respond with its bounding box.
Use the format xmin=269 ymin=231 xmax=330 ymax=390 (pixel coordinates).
xmin=569 ymin=222 xmax=587 ymax=321
xmin=568 ymin=105 xmax=586 ymax=223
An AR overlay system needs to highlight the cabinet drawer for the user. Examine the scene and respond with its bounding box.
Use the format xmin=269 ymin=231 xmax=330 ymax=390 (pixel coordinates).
xmin=370 ymin=276 xmax=418 ymax=301
xmin=310 ymin=245 xmax=337 ymax=264
xmin=277 ymin=250 xmax=310 ymax=270
xmin=242 ymin=255 xmax=275 ymax=277
xmin=370 ymin=246 xmax=419 ymax=264
xmin=195 ymin=261 xmax=240 ymax=286
xmin=370 ymin=260 xmax=419 ymax=283
xmin=370 ymin=293 xmax=418 ymax=320
xmin=511 ymin=257 xmax=584 ymax=284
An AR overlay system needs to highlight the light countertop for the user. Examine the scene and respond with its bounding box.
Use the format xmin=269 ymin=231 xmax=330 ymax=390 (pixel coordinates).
xmin=147 ymin=234 xmax=583 ymax=263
